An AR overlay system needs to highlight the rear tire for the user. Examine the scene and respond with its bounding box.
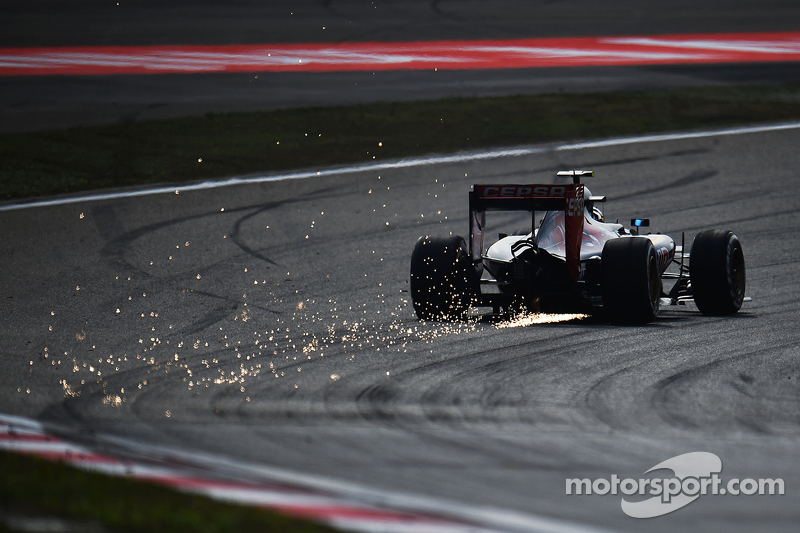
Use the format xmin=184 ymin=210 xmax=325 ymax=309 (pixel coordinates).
xmin=410 ymin=235 xmax=476 ymax=320
xmin=690 ymin=230 xmax=745 ymax=315
xmin=601 ymin=237 xmax=660 ymax=324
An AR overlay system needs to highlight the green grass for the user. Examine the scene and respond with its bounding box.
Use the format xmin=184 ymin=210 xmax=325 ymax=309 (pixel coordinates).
xmin=3 ymin=83 xmax=800 ymax=202
xmin=0 ymin=451 xmax=337 ymax=533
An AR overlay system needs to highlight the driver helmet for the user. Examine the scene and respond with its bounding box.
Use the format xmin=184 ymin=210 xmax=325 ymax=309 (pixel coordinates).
xmin=584 ymin=186 xmax=604 ymax=222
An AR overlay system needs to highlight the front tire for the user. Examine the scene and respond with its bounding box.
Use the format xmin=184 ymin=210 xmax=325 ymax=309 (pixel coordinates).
xmin=690 ymin=230 xmax=745 ymax=315
xmin=601 ymin=237 xmax=660 ymax=324
xmin=410 ymin=235 xmax=476 ymax=320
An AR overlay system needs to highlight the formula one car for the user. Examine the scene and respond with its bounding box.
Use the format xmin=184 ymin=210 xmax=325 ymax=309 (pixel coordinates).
xmin=410 ymin=170 xmax=746 ymax=323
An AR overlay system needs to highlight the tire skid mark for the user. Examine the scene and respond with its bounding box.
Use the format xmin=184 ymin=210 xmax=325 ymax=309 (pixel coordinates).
xmin=649 ymin=341 xmax=800 ymax=435
xmin=612 ymin=169 xmax=718 ymax=201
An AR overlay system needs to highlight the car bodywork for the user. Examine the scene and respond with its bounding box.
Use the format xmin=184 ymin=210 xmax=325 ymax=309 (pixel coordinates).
xmin=410 ymin=170 xmax=746 ymax=323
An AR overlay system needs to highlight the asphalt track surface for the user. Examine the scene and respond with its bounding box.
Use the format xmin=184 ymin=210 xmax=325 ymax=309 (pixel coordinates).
xmin=3 ymin=125 xmax=800 ymax=532
xmin=3 ymin=1 xmax=800 ymax=532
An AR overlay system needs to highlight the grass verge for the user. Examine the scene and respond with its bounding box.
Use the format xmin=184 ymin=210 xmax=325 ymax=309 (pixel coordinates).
xmin=3 ymin=83 xmax=800 ymax=202
xmin=0 ymin=451 xmax=336 ymax=533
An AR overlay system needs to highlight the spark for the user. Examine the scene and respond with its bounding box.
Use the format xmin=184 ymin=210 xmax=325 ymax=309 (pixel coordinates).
xmin=495 ymin=313 xmax=588 ymax=328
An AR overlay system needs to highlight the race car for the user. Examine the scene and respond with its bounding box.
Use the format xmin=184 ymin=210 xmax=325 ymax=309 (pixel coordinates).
xmin=410 ymin=170 xmax=746 ymax=323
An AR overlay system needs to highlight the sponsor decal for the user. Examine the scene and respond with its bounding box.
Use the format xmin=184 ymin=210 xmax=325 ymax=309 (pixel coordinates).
xmin=567 ymin=196 xmax=584 ymax=217
xmin=476 ymin=184 xmax=568 ymax=198
xmin=566 ymin=452 xmax=785 ymax=519
xmin=654 ymin=242 xmax=674 ymax=272
xmin=563 ymin=185 xmax=584 ymax=281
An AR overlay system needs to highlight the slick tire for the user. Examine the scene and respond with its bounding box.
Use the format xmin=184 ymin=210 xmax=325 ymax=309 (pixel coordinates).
xmin=690 ymin=229 xmax=745 ymax=315
xmin=410 ymin=235 xmax=476 ymax=321
xmin=601 ymin=237 xmax=660 ymax=324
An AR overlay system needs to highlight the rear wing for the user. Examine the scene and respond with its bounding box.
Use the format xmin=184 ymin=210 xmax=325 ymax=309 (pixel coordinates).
xmin=469 ymin=178 xmax=587 ymax=281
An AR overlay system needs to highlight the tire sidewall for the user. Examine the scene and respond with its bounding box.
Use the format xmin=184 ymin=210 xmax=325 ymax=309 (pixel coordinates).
xmin=601 ymin=237 xmax=660 ymax=324
xmin=690 ymin=230 xmax=745 ymax=315
xmin=410 ymin=235 xmax=475 ymax=320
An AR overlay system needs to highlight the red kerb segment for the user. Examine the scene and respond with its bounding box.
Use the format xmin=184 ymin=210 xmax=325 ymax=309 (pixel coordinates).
xmin=2 ymin=31 xmax=800 ymax=76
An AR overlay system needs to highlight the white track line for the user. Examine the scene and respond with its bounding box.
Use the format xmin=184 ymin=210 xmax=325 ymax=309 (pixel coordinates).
xmin=1 ymin=413 xmax=618 ymax=533
xmin=93 ymin=426 xmax=625 ymax=533
xmin=2 ymin=121 xmax=799 ymax=214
